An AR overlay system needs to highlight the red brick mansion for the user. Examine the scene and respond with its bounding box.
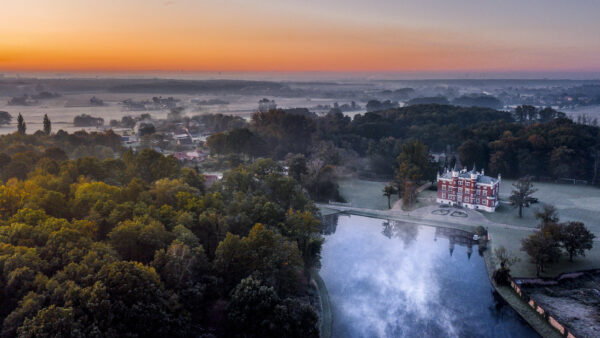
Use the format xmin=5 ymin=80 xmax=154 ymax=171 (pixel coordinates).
xmin=436 ymin=166 xmax=501 ymax=212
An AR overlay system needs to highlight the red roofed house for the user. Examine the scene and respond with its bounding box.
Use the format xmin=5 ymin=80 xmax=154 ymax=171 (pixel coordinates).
xmin=436 ymin=165 xmax=501 ymax=212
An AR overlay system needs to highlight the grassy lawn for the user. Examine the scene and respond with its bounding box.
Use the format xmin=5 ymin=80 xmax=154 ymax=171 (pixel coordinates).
xmin=337 ymin=178 xmax=398 ymax=210
xmin=479 ymin=179 xmax=600 ymax=278
xmin=488 ymin=225 xmax=600 ymax=278
xmin=481 ymin=202 xmax=539 ymax=228
xmin=489 ymin=179 xmax=600 ymax=231
xmin=402 ymin=189 xmax=437 ymax=211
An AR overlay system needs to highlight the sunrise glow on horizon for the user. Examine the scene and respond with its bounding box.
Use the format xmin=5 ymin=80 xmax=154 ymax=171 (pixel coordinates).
xmin=2 ymin=0 xmax=600 ymax=73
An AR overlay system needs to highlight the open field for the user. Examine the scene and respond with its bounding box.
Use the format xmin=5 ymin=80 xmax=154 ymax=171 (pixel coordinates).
xmin=480 ymin=179 xmax=600 ymax=278
xmin=483 ymin=179 xmax=600 ymax=231
xmin=337 ymin=177 xmax=398 ymax=210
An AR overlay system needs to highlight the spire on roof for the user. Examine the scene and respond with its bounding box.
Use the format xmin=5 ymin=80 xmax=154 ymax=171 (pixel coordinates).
xmin=453 ymin=162 xmax=458 ymax=171
xmin=472 ymin=162 xmax=477 ymax=173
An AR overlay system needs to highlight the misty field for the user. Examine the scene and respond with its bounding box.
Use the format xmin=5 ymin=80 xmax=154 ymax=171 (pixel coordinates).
xmin=484 ymin=179 xmax=600 ymax=278
xmin=483 ymin=179 xmax=600 ymax=230
xmin=337 ymin=177 xmax=398 ymax=210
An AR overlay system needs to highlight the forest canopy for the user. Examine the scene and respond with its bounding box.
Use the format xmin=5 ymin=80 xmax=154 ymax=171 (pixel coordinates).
xmin=0 ymin=134 xmax=323 ymax=337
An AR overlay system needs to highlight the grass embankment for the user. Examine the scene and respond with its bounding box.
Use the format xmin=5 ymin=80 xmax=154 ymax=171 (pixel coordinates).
xmin=482 ymin=249 xmax=563 ymax=338
xmin=311 ymin=270 xmax=332 ymax=338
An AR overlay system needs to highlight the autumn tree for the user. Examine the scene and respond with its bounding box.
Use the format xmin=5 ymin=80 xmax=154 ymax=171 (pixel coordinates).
xmin=394 ymin=141 xmax=433 ymax=206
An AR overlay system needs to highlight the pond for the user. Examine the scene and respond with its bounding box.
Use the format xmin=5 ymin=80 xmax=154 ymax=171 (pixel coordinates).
xmin=319 ymin=214 xmax=538 ymax=338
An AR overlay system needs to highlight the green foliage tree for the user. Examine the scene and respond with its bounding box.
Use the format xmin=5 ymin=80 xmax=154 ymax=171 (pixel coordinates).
xmin=227 ymin=277 xmax=319 ymax=338
xmin=0 ymin=111 xmax=12 ymax=125
xmin=560 ymin=221 xmax=595 ymax=261
xmin=42 ymin=114 xmax=51 ymax=135
xmin=0 ymin=135 xmax=323 ymax=337
xmin=394 ymin=141 xmax=433 ymax=206
xmin=534 ymin=204 xmax=559 ymax=227
xmin=286 ymin=154 xmax=308 ymax=182
xmin=521 ymin=230 xmax=562 ymax=276
xmin=215 ymin=224 xmax=303 ymax=294
xmin=509 ymin=177 xmax=537 ymax=218
xmin=383 ymin=184 xmax=397 ymax=209
xmin=17 ymin=305 xmax=83 ymax=338
xmin=108 ymin=218 xmax=172 ymax=263
xmin=282 ymin=210 xmax=324 ymax=271
xmin=17 ymin=114 xmax=26 ymax=135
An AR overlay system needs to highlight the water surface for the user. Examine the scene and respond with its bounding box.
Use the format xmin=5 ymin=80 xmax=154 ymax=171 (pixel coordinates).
xmin=320 ymin=214 xmax=538 ymax=337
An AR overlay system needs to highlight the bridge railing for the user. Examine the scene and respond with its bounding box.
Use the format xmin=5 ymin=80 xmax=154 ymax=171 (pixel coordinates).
xmin=327 ymin=201 xmax=352 ymax=207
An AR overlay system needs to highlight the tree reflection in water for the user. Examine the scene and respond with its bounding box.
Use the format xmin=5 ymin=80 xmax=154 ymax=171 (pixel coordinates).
xmin=381 ymin=220 xmax=419 ymax=248
xmin=319 ymin=215 xmax=538 ymax=338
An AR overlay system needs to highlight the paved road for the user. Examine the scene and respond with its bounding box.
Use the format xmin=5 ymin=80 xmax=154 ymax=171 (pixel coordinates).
xmin=317 ymin=203 xmax=538 ymax=232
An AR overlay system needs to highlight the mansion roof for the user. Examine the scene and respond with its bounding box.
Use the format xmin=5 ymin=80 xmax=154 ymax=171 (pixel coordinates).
xmin=438 ymin=166 xmax=500 ymax=185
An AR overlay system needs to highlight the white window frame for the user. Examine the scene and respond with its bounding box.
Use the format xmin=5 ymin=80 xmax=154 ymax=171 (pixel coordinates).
xmin=483 ymin=190 xmax=487 ymax=196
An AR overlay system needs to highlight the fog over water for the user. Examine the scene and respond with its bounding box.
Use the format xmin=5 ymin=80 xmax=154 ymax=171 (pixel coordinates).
xmin=319 ymin=215 xmax=537 ymax=338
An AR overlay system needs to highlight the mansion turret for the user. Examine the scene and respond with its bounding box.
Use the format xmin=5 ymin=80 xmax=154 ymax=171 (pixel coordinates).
xmin=436 ymin=166 xmax=500 ymax=212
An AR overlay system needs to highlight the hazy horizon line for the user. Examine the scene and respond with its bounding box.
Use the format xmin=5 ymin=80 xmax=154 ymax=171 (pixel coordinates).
xmin=2 ymin=70 xmax=600 ymax=81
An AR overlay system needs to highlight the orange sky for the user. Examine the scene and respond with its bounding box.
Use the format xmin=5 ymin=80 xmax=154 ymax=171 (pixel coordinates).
xmin=1 ymin=0 xmax=599 ymax=72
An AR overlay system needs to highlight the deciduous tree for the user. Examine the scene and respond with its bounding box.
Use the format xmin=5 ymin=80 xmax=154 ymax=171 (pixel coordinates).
xmin=509 ymin=177 xmax=537 ymax=218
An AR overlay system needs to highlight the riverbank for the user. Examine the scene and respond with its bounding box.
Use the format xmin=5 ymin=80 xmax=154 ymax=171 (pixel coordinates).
xmin=520 ymin=270 xmax=600 ymax=337
xmin=311 ymin=270 xmax=332 ymax=338
xmin=482 ymin=247 xmax=563 ymax=338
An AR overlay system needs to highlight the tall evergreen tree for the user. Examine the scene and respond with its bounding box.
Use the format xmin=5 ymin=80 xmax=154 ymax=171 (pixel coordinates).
xmin=17 ymin=113 xmax=26 ymax=135
xmin=43 ymin=114 xmax=51 ymax=135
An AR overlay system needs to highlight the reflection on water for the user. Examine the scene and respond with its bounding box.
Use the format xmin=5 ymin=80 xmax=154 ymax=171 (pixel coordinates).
xmin=319 ymin=215 xmax=538 ymax=338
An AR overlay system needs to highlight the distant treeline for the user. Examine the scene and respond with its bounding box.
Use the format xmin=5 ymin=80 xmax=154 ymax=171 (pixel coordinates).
xmin=206 ymin=104 xmax=600 ymax=183
xmin=109 ymin=79 xmax=291 ymax=94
